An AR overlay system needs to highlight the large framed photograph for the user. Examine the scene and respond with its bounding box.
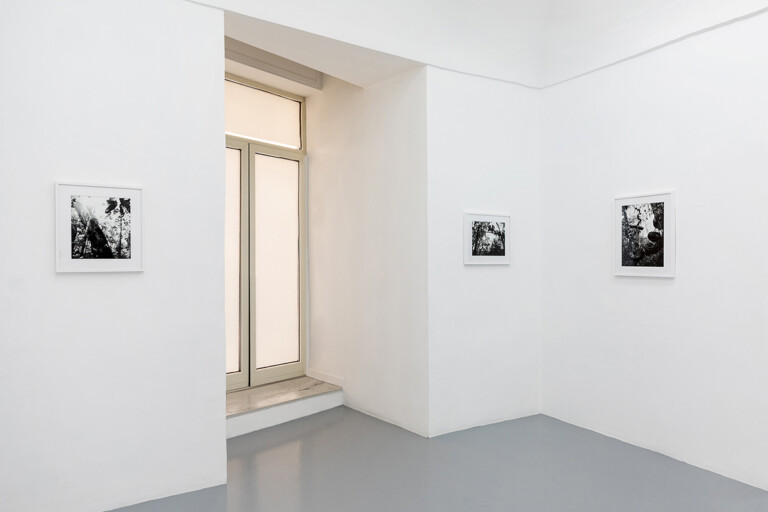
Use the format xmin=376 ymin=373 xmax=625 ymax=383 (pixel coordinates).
xmin=464 ymin=212 xmax=511 ymax=265
xmin=56 ymin=183 xmax=143 ymax=272
xmin=615 ymin=192 xmax=675 ymax=278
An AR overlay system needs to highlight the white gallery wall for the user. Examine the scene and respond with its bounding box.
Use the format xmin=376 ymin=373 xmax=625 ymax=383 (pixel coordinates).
xmin=2 ymin=0 xmax=768 ymax=510
xmin=540 ymin=10 xmax=768 ymax=491
xmin=0 ymin=1 xmax=227 ymax=511
xmin=426 ymin=68 xmax=542 ymax=436
xmin=305 ymin=66 xmax=543 ymax=439
xmin=217 ymin=5 xmax=768 ymax=489
xmin=306 ymin=70 xmax=430 ymax=436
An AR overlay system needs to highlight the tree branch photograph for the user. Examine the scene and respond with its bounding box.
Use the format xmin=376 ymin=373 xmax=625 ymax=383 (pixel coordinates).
xmin=56 ymin=183 xmax=143 ymax=272
xmin=464 ymin=212 xmax=511 ymax=265
xmin=621 ymin=201 xmax=663 ymax=267
xmin=472 ymin=221 xmax=506 ymax=256
xmin=614 ymin=192 xmax=676 ymax=278
xmin=70 ymin=195 xmax=132 ymax=259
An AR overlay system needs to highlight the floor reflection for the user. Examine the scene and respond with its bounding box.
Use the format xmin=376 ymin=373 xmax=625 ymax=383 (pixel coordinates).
xmin=226 ymin=407 xmax=429 ymax=512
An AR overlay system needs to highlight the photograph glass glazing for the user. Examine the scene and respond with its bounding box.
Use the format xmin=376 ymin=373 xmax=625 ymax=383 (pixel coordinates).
xmin=614 ymin=192 xmax=675 ymax=278
xmin=70 ymin=195 xmax=132 ymax=259
xmin=471 ymin=221 xmax=506 ymax=256
xmin=620 ymin=201 xmax=663 ymax=267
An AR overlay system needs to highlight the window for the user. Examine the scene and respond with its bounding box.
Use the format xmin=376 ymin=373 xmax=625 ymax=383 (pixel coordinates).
xmin=225 ymin=74 xmax=307 ymax=391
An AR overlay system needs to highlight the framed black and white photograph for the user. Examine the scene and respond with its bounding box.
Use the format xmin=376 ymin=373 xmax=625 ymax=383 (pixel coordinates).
xmin=464 ymin=212 xmax=511 ymax=265
xmin=614 ymin=192 xmax=675 ymax=278
xmin=56 ymin=183 xmax=143 ymax=272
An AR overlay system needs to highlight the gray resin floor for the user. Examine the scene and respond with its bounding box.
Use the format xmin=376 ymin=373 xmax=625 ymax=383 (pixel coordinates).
xmin=115 ymin=406 xmax=768 ymax=512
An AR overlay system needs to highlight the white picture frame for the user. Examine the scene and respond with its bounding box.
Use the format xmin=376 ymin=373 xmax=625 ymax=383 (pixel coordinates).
xmin=464 ymin=212 xmax=511 ymax=265
xmin=56 ymin=182 xmax=143 ymax=272
xmin=614 ymin=191 xmax=675 ymax=278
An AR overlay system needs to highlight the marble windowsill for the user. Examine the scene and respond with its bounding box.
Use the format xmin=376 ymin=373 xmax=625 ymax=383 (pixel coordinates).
xmin=226 ymin=376 xmax=341 ymax=418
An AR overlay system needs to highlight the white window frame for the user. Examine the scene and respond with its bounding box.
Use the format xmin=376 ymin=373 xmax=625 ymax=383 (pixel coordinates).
xmin=225 ymin=75 xmax=308 ymax=392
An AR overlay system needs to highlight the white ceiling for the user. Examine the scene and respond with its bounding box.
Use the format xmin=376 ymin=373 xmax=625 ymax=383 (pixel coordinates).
xmin=202 ymin=0 xmax=768 ymax=88
xmin=541 ymin=0 xmax=768 ymax=85
xmin=225 ymin=12 xmax=420 ymax=88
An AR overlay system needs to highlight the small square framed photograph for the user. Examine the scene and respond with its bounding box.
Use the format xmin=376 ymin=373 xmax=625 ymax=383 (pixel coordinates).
xmin=56 ymin=182 xmax=143 ymax=272
xmin=464 ymin=212 xmax=511 ymax=265
xmin=614 ymin=191 xmax=675 ymax=278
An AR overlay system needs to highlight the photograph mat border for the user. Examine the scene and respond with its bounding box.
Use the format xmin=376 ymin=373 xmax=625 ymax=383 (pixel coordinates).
xmin=55 ymin=182 xmax=144 ymax=273
xmin=614 ymin=191 xmax=676 ymax=278
xmin=464 ymin=212 xmax=512 ymax=265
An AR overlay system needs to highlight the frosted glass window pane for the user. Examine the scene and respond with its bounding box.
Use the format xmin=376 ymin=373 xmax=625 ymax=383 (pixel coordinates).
xmin=253 ymin=154 xmax=299 ymax=368
xmin=225 ymin=80 xmax=301 ymax=149
xmin=225 ymin=148 xmax=242 ymax=374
